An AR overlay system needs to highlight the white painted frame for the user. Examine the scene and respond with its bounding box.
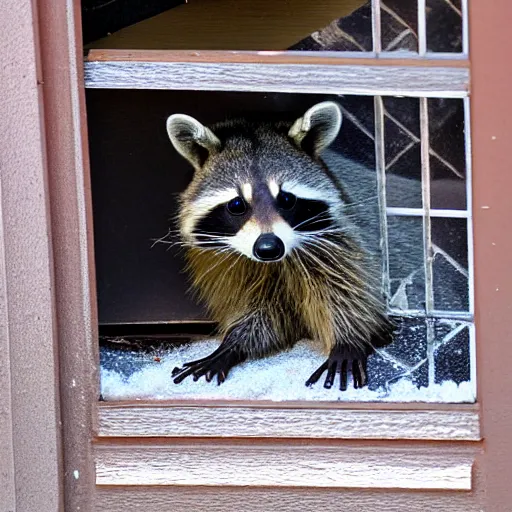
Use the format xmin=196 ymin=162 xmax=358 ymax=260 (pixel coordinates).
xmin=98 ymin=403 xmax=480 ymax=440
xmin=84 ymin=60 xmax=469 ymax=97
xmin=95 ymin=442 xmax=474 ymax=490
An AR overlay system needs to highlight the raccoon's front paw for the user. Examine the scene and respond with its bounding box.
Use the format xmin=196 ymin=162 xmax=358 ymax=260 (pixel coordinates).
xmin=305 ymin=345 xmax=368 ymax=391
xmin=172 ymin=346 xmax=247 ymax=386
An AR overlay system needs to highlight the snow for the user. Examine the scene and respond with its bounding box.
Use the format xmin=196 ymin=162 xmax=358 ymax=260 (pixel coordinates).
xmin=100 ymin=339 xmax=476 ymax=403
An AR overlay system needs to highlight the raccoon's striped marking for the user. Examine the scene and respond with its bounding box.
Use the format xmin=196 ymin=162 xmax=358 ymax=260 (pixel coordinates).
xmin=268 ymin=179 xmax=280 ymax=198
xmin=166 ymin=101 xmax=395 ymax=391
xmin=242 ymin=183 xmax=253 ymax=202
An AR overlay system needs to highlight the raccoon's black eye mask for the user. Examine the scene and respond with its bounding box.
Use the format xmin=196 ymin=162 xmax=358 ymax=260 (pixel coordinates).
xmin=224 ymin=191 xmax=297 ymax=217
xmin=195 ymin=202 xmax=251 ymax=238
xmin=278 ymin=197 xmax=332 ymax=232
xmin=194 ymin=191 xmax=332 ymax=241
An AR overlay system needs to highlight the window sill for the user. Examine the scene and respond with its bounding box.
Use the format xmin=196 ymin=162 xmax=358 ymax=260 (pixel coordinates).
xmin=97 ymin=400 xmax=480 ymax=441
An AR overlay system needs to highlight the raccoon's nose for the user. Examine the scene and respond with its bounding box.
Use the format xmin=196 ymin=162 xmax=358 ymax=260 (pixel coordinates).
xmin=253 ymin=234 xmax=285 ymax=261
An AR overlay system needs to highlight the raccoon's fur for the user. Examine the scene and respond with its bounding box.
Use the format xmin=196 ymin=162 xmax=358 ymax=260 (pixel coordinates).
xmin=165 ymin=101 xmax=401 ymax=391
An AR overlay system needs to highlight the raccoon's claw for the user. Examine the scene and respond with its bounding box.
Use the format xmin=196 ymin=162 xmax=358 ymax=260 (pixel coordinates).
xmin=306 ymin=346 xmax=368 ymax=391
xmin=172 ymin=347 xmax=247 ymax=386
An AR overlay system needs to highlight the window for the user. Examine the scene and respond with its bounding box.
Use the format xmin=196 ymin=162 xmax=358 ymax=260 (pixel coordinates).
xmin=90 ymin=91 xmax=474 ymax=403
xmin=84 ymin=1 xmax=474 ymax=406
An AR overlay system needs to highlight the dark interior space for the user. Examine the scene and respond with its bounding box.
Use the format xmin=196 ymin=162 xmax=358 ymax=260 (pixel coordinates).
xmin=87 ymin=90 xmax=346 ymax=325
xmin=87 ymin=89 xmax=467 ymax=327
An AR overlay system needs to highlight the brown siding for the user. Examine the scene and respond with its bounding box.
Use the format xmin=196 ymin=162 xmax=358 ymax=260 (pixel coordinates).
xmin=470 ymin=1 xmax=512 ymax=510
xmin=0 ymin=0 xmax=64 ymax=509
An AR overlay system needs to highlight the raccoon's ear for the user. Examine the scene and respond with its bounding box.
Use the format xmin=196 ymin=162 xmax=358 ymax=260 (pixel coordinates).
xmin=288 ymin=101 xmax=342 ymax=156
xmin=166 ymin=114 xmax=221 ymax=168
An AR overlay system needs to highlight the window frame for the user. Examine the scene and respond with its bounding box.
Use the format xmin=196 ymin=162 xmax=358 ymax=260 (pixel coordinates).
xmin=85 ymin=49 xmax=476 ymax=430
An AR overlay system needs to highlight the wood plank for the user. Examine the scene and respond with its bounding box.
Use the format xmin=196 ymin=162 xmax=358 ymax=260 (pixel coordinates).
xmin=95 ymin=442 xmax=474 ymax=490
xmin=86 ymin=49 xmax=470 ymax=66
xmin=95 ymin=486 xmax=481 ymax=512
xmin=38 ymin=0 xmax=100 ymax=509
xmin=98 ymin=404 xmax=481 ymax=441
xmin=84 ymin=59 xmax=469 ymax=97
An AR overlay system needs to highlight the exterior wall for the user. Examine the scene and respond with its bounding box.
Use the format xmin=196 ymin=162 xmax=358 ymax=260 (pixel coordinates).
xmin=470 ymin=1 xmax=512 ymax=509
xmin=0 ymin=0 xmax=64 ymax=510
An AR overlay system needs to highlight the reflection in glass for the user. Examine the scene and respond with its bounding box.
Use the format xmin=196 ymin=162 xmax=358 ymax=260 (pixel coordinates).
xmin=428 ymin=99 xmax=466 ymax=210
xmin=426 ymin=0 xmax=463 ymax=53
xmin=432 ymin=217 xmax=469 ymax=311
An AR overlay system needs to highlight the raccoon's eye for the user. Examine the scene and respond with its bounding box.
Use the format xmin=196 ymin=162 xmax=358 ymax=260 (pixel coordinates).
xmin=277 ymin=191 xmax=297 ymax=211
xmin=226 ymin=196 xmax=247 ymax=216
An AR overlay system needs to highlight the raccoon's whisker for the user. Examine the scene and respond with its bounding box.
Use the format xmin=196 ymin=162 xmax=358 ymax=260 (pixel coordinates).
xmin=302 ymin=241 xmax=376 ymax=293
xmin=292 ymin=211 xmax=334 ymax=231
xmin=298 ymin=227 xmax=346 ymax=237
xmin=300 ymin=233 xmax=349 ymax=251
xmin=190 ymin=233 xmax=231 ymax=249
xmin=151 ymin=239 xmax=174 ymax=245
xmin=296 ymin=218 xmax=337 ymax=231
xmin=223 ymin=253 xmax=246 ymax=279
xmin=301 ymin=236 xmax=359 ymax=267
xmin=300 ymin=239 xmax=372 ymax=288
xmin=290 ymin=250 xmax=314 ymax=284
xmin=151 ymin=239 xmax=186 ymax=252
xmin=194 ymin=240 xmax=229 ymax=246
xmin=150 ymin=228 xmax=181 ymax=248
xmin=193 ymin=231 xmax=232 ymax=238
xmin=191 ymin=243 xmax=231 ymax=253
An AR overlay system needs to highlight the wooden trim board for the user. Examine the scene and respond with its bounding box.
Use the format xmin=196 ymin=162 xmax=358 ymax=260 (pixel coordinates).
xmin=0 ymin=0 xmax=65 ymax=509
xmin=94 ymin=486 xmax=481 ymax=512
xmin=86 ymin=49 xmax=470 ymax=66
xmin=37 ymin=0 xmax=100 ymax=509
xmin=98 ymin=403 xmax=481 ymax=441
xmin=95 ymin=442 xmax=474 ymax=490
xmin=84 ymin=59 xmax=469 ymax=97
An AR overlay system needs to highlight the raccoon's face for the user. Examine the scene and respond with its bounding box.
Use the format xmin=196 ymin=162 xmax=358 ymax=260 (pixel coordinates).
xmin=166 ymin=102 xmax=343 ymax=263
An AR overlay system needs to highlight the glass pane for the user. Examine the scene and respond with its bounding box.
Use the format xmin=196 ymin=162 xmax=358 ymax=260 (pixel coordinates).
xmin=368 ymin=318 xmax=428 ymax=391
xmin=336 ymin=96 xmax=375 ymax=168
xmin=383 ymin=97 xmax=422 ymax=208
xmin=380 ymin=1 xmax=418 ymax=53
xmin=432 ymin=217 xmax=469 ymax=311
xmin=433 ymin=321 xmax=470 ymax=384
xmin=426 ymin=0 xmax=463 ymax=53
xmin=387 ymin=216 xmax=425 ymax=311
xmin=292 ymin=2 xmax=373 ymax=52
xmin=428 ymin=98 xmax=466 ymax=210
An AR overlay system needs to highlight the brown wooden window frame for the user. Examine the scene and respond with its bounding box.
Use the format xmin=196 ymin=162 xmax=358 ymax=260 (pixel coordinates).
xmin=2 ymin=0 xmax=511 ymax=509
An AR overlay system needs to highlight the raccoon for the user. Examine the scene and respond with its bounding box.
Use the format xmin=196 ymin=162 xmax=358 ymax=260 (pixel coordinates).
xmin=165 ymin=101 xmax=397 ymax=391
